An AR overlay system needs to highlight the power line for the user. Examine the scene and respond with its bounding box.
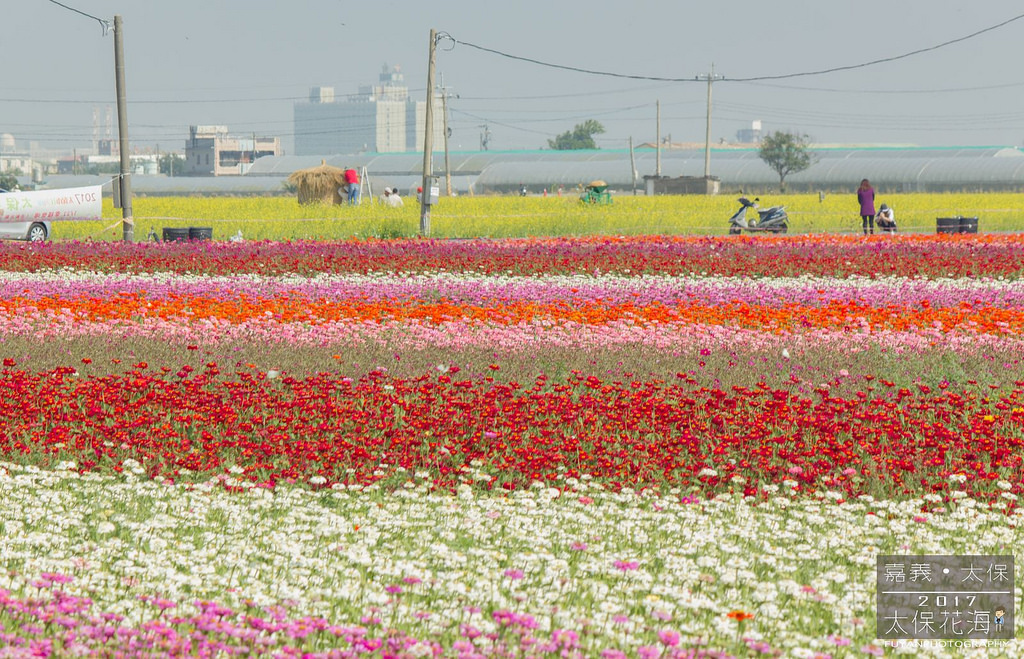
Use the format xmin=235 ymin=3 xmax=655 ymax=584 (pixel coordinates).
xmin=736 ymin=79 xmax=1024 ymax=95
xmin=46 ymin=0 xmax=110 ymax=34
xmin=453 ymin=39 xmax=700 ymax=83
xmin=729 ymin=12 xmax=1024 ymax=82
xmin=458 ymin=83 xmax=686 ymax=101
xmin=452 ymin=12 xmax=1024 ymax=83
xmin=452 ymin=109 xmax=556 ymax=137
xmin=0 ymin=92 xmax=377 ymax=105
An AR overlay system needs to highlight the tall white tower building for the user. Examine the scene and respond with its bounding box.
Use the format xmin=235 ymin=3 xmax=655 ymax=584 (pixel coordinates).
xmin=294 ymin=65 xmax=444 ymax=156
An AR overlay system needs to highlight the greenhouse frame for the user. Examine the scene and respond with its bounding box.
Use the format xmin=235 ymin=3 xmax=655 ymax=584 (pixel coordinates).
xmin=32 ymin=146 xmax=1024 ymax=196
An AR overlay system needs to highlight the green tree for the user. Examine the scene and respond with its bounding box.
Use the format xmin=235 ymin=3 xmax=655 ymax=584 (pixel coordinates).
xmin=159 ymin=153 xmax=185 ymax=176
xmin=758 ymin=131 xmax=816 ymax=192
xmin=547 ymin=120 xmax=605 ymax=150
xmin=0 ymin=173 xmax=18 ymax=191
xmin=85 ymin=162 xmax=121 ymax=176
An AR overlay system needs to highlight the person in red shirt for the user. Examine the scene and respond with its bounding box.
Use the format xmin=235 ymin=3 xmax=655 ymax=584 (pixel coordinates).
xmin=343 ymin=168 xmax=360 ymax=205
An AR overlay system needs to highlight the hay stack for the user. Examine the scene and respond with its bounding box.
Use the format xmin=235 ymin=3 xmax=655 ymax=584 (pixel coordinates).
xmin=287 ymin=160 xmax=347 ymax=205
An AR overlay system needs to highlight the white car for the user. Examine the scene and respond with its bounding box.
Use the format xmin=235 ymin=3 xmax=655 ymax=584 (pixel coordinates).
xmin=0 ymin=189 xmax=51 ymax=241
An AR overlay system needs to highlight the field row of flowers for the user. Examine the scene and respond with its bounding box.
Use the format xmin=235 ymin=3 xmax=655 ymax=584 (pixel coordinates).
xmin=0 ymin=234 xmax=1021 ymax=655
xmin=8 ymin=269 xmax=1024 ymax=306
xmin=1 ymin=364 xmax=1023 ymax=501
xmin=71 ymin=192 xmax=1024 ymax=241
xmin=3 ymin=233 xmax=1024 ymax=277
xmin=1 ymin=463 xmax=1019 ymax=657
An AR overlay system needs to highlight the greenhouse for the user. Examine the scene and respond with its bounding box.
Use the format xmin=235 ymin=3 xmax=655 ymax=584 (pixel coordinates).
xmin=247 ymin=146 xmax=1024 ymax=195
xmin=30 ymin=146 xmax=1024 ymax=196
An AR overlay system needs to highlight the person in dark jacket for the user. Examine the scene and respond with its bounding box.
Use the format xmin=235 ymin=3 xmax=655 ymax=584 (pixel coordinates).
xmin=857 ymin=179 xmax=876 ymax=235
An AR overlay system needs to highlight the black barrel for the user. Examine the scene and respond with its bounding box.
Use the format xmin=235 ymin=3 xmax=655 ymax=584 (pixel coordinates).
xmin=162 ymin=227 xmax=190 ymax=243
xmin=936 ymin=217 xmax=960 ymax=235
xmin=188 ymin=226 xmax=213 ymax=241
xmin=958 ymin=216 xmax=978 ymax=234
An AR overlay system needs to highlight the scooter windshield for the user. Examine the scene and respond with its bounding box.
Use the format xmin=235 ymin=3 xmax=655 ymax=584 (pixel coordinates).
xmin=729 ymin=208 xmax=749 ymax=227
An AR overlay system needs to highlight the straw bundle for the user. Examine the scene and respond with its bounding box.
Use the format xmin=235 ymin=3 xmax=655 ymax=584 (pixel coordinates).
xmin=287 ymin=160 xmax=347 ymax=205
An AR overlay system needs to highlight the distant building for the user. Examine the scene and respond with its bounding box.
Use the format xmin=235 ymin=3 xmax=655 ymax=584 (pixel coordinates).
xmin=97 ymin=138 xmax=119 ymax=157
xmin=56 ymin=155 xmax=88 ymax=175
xmin=293 ymin=64 xmax=444 ymax=156
xmin=736 ymin=120 xmax=762 ymax=144
xmin=185 ymin=125 xmax=281 ymax=176
xmin=0 ymin=133 xmax=34 ymax=176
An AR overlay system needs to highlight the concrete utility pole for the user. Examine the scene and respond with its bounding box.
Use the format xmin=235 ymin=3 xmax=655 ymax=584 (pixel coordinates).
xmin=629 ymin=136 xmax=638 ymax=195
xmin=113 ymin=15 xmax=133 ymax=242
xmin=697 ymin=64 xmax=723 ymax=179
xmin=419 ymin=29 xmax=438 ymax=236
xmin=655 ymin=100 xmax=661 ymax=177
xmin=441 ymin=80 xmax=458 ymax=197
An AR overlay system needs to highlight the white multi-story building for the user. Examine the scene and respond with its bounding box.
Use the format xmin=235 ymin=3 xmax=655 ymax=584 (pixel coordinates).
xmin=185 ymin=125 xmax=281 ymax=176
xmin=736 ymin=120 xmax=763 ymax=144
xmin=294 ymin=65 xmax=444 ymax=156
xmin=0 ymin=134 xmax=34 ymax=177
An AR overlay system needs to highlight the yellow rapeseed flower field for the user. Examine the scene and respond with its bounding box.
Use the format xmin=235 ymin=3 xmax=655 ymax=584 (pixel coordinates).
xmin=68 ymin=192 xmax=1024 ymax=241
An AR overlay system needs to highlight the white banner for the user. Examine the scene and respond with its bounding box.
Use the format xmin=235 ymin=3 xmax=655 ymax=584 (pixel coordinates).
xmin=0 ymin=186 xmax=102 ymax=223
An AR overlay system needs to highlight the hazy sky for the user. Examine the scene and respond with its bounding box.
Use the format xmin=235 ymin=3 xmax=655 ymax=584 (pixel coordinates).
xmin=5 ymin=0 xmax=1024 ymax=155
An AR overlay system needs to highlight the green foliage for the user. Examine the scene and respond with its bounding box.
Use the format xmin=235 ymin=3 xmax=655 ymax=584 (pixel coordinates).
xmin=159 ymin=154 xmax=186 ymax=176
xmin=547 ymin=120 xmax=605 ymax=150
xmin=85 ymin=162 xmax=121 ymax=176
xmin=758 ymin=131 xmax=816 ymax=192
xmin=0 ymin=173 xmax=18 ymax=191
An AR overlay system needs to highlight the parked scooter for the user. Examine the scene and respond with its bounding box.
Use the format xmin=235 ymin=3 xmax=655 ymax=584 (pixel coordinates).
xmin=727 ymin=197 xmax=789 ymax=234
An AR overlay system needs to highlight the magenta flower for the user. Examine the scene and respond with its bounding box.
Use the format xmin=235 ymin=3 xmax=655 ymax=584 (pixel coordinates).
xmin=40 ymin=572 xmax=74 ymax=584
xmin=601 ymin=650 xmax=628 ymax=659
xmin=657 ymin=629 xmax=681 ymax=646
xmin=613 ymin=560 xmax=640 ymax=571
xmin=503 ymin=569 xmax=525 ymax=580
xmin=746 ymin=638 xmax=777 ymax=654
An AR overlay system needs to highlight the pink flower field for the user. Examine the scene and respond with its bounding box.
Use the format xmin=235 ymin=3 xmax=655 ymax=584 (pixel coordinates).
xmin=0 ymin=234 xmax=1020 ymax=657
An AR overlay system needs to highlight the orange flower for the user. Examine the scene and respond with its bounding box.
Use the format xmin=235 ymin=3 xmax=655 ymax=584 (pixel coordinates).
xmin=727 ymin=610 xmax=755 ymax=621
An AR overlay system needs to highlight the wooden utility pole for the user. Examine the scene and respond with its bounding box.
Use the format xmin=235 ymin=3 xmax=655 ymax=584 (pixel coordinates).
xmin=113 ymin=15 xmax=133 ymax=242
xmin=419 ymin=29 xmax=438 ymax=236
